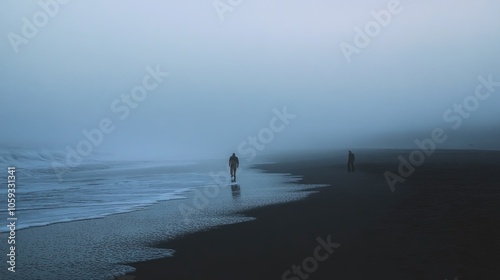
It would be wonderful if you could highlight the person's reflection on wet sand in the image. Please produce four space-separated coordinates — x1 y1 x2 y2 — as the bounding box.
231 184 241 198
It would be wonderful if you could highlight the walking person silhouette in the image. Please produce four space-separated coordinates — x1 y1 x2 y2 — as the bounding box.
229 153 239 182
347 151 355 172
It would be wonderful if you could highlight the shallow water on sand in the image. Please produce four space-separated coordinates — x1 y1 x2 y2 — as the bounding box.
0 160 326 280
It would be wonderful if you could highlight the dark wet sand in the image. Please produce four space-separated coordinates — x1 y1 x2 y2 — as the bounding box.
128 150 500 280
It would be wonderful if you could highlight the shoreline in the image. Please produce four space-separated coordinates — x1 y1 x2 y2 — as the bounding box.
127 151 405 279
1 167 320 280
127 149 500 279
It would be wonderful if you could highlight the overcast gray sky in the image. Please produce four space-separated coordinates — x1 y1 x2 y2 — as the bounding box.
1 0 499 160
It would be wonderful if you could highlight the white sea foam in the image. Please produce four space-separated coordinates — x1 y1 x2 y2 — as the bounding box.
0 149 326 280
0 148 202 233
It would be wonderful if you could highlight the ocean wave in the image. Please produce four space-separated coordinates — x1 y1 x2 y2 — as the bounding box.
0 148 65 165
0 147 114 179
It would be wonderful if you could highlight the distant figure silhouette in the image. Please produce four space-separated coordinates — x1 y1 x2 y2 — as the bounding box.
347 151 355 172
229 153 239 182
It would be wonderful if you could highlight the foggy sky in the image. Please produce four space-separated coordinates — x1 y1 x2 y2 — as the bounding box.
1 0 500 160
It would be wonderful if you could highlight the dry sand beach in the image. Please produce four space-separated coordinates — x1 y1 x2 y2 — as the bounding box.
127 149 500 280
